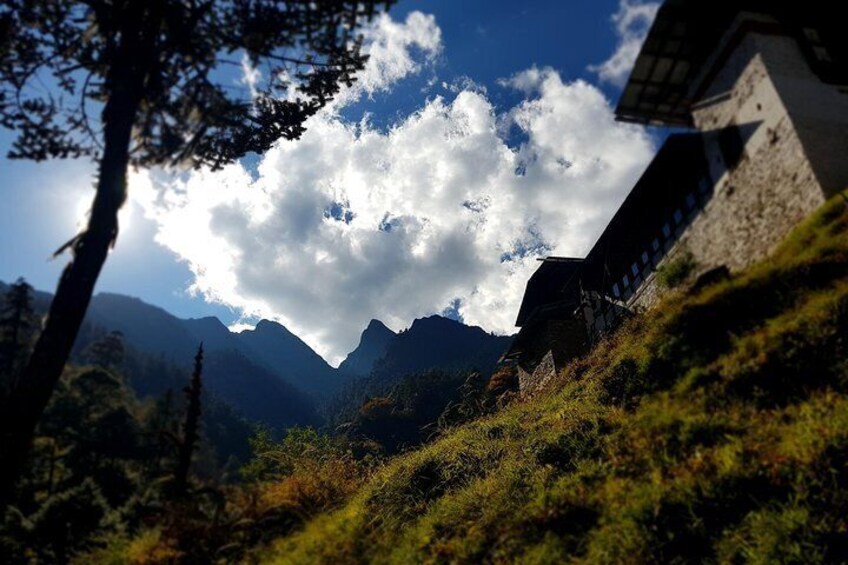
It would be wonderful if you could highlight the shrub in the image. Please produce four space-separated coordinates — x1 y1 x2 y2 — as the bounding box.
656 251 696 288
28 479 112 561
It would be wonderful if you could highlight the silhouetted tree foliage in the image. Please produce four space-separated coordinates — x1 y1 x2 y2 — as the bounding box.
0 340 246 561
486 363 519 398
437 371 487 428
0 278 37 400
1 0 390 167
82 330 125 370
13 478 111 563
0 0 393 502
343 369 495 455
0 279 38 390
241 425 348 483
1 364 154 561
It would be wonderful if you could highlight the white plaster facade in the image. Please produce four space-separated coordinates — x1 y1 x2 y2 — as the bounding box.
630 12 848 311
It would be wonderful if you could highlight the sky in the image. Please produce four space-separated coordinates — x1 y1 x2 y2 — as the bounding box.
0 0 664 365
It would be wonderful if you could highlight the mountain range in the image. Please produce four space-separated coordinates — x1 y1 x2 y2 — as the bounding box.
1 280 514 430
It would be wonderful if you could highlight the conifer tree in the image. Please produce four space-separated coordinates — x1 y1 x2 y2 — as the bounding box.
82 331 125 371
0 0 393 502
174 344 203 497
0 278 37 401
145 388 177 477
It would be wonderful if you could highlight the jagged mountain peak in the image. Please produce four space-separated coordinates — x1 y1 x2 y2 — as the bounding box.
184 316 229 332
406 314 490 336
338 319 397 378
192 315 227 325
182 316 237 351
363 319 394 337
368 314 513 385
252 318 291 333
236 319 336 398
365 318 391 331
4 278 513 405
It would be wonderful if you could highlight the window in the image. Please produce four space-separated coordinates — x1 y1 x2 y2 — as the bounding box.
686 193 696 210
673 209 684 224
632 262 640 277
662 223 672 238
613 283 620 298
698 176 711 195
652 238 660 251
641 251 649 264
622 274 630 288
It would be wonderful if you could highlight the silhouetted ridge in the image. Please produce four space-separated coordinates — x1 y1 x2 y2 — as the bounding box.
237 320 336 398
338 319 396 378
86 293 197 361
183 317 239 352
1 285 321 431
3 281 516 421
202 349 319 429
370 315 512 385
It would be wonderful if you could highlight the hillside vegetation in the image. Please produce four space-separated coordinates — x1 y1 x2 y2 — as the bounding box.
260 193 848 563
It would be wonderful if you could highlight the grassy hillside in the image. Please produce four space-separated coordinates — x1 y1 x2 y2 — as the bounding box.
261 193 848 564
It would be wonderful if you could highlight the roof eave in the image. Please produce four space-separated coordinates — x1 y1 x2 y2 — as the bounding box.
614 113 693 128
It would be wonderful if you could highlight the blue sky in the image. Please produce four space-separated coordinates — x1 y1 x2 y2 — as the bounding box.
0 1 664 362
345 0 623 122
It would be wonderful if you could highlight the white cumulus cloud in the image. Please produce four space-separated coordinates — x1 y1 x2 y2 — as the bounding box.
589 0 660 87
133 13 655 365
239 11 441 110
334 10 442 108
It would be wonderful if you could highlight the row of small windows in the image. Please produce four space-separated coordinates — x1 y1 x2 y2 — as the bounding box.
609 176 712 303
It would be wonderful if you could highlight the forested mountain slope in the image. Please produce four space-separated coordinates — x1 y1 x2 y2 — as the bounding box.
370 315 513 385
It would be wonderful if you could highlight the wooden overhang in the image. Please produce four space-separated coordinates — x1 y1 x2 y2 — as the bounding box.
615 0 848 127
513 135 709 328
514 257 584 328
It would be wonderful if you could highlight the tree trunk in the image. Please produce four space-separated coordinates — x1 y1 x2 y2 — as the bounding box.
0 75 140 508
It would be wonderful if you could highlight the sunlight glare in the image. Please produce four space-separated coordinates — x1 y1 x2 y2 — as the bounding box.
74 190 134 238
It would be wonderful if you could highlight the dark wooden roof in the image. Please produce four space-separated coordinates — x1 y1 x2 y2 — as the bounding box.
616 0 848 126
576 133 709 295
514 135 708 326
514 258 583 327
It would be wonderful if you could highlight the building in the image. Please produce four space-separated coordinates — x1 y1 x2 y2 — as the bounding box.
502 257 586 394
509 0 848 394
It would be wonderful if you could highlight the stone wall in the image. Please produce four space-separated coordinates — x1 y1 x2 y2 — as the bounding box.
516 318 587 396
632 31 831 311
519 350 557 398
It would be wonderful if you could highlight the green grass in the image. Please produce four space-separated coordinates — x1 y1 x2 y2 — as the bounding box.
259 193 848 564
